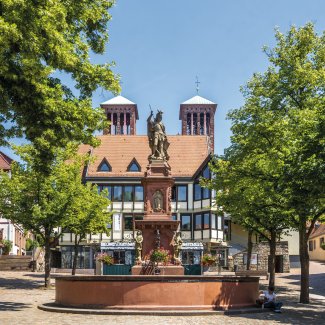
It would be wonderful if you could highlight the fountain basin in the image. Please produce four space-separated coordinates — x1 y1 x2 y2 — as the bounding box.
55 275 259 310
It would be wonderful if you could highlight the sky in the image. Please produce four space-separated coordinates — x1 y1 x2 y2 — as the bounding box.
1 0 325 160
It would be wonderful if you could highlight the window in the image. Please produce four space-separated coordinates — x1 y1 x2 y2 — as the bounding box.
171 186 177 201
124 215 133 231
123 186 133 202
202 165 210 179
127 159 141 172
99 185 112 200
203 213 210 229
194 183 202 201
98 158 111 172
113 251 125 264
171 214 177 221
134 186 144 201
320 237 324 246
181 215 191 231
182 251 194 265
202 187 210 199
177 185 187 201
211 214 216 229
195 214 202 230
309 240 313 251
113 186 122 201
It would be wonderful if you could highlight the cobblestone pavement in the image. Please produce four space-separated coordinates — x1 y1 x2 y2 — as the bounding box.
0 261 324 325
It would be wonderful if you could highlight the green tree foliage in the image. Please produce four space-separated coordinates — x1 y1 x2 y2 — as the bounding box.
0 145 110 286
0 0 120 170
63 183 111 275
203 156 292 288
203 23 325 303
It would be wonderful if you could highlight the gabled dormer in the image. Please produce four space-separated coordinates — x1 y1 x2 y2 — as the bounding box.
97 158 112 172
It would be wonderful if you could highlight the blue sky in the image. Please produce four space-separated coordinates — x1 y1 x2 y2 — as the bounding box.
1 0 325 160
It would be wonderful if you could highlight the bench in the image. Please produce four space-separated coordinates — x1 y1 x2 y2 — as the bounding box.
235 270 269 280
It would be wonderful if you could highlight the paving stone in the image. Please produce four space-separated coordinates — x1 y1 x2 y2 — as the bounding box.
0 261 324 325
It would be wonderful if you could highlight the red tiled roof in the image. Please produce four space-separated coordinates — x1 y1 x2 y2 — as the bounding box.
310 224 325 239
80 135 210 178
0 151 13 171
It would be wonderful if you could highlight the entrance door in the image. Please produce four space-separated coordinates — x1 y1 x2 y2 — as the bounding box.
275 255 284 273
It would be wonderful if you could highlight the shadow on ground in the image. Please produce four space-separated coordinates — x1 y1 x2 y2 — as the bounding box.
227 301 325 325
0 274 43 290
279 273 325 297
0 301 32 311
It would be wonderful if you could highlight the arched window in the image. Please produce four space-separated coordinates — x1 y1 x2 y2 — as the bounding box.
127 158 141 172
98 158 112 172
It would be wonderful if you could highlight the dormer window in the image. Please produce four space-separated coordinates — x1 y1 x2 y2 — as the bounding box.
98 158 111 172
127 158 141 172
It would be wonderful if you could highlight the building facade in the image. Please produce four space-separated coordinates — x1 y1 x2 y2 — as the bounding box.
0 151 28 256
58 95 230 270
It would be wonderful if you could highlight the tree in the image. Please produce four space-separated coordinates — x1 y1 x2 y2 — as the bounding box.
63 184 111 275
0 145 110 287
0 0 120 171
202 156 292 288
204 23 325 303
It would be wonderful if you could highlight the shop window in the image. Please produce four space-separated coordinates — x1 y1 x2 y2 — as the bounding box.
113 251 125 264
182 251 194 265
134 186 144 201
181 215 191 231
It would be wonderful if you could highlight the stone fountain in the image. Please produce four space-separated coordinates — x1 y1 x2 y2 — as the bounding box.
50 109 260 313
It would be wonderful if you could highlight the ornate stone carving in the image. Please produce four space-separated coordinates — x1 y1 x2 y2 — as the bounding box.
135 230 143 263
153 190 163 212
172 231 183 265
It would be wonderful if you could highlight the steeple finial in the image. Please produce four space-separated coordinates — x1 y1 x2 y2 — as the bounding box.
195 76 200 94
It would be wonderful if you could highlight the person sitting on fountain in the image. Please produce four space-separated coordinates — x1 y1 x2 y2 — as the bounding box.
259 286 283 313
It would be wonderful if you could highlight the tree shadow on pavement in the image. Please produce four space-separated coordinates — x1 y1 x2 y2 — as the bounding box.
279 273 325 297
0 301 32 311
0 276 43 290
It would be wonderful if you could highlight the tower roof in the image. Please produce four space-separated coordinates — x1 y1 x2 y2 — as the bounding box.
181 95 215 105
100 95 136 105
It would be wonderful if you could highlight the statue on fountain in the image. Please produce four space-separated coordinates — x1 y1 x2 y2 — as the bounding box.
135 230 143 263
147 109 170 161
172 231 183 265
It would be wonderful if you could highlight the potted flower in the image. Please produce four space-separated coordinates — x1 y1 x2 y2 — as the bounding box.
149 248 171 265
201 253 216 272
96 253 113 265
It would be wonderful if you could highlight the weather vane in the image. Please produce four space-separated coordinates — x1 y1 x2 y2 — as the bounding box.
195 76 200 94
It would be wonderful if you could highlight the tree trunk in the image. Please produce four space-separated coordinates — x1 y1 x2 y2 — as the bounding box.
44 231 51 288
246 229 253 271
72 235 79 276
268 231 276 288
299 220 309 303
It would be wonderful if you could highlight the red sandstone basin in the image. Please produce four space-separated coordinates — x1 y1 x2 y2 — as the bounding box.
55 275 259 310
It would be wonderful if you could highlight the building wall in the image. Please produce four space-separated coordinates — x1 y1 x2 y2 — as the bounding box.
232 241 290 273
0 218 26 255
308 235 325 261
